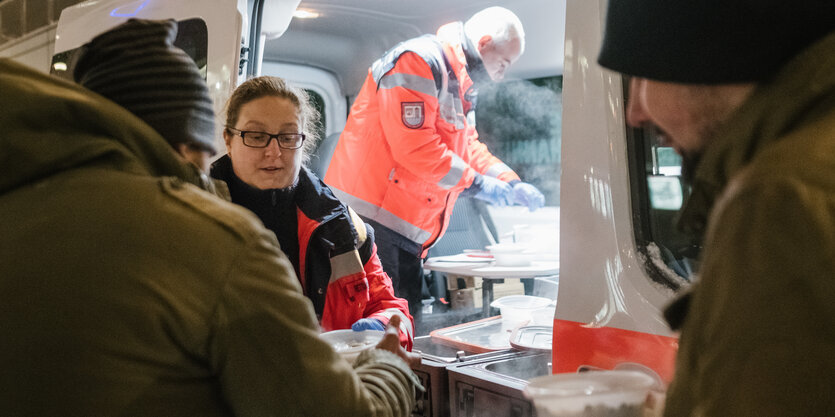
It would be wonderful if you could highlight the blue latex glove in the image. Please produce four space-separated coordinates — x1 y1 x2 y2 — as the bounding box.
473 175 513 206
351 318 385 331
512 182 545 211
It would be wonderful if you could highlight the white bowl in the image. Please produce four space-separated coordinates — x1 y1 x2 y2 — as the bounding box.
319 329 384 363
487 243 534 266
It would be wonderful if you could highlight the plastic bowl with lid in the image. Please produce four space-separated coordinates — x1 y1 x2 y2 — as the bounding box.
523 370 655 417
319 329 384 363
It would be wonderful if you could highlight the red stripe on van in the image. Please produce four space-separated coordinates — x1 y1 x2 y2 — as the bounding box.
551 319 678 383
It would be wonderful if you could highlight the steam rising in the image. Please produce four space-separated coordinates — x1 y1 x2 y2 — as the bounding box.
476 77 563 205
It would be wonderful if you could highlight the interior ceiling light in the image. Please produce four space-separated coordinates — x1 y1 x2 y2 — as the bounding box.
293 9 320 19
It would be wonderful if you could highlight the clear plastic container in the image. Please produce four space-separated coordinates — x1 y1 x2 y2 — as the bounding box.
319 329 384 363
531 305 556 326
523 370 655 417
490 295 553 331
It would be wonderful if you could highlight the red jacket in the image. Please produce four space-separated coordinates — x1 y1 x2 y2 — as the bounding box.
325 22 519 256
212 157 413 348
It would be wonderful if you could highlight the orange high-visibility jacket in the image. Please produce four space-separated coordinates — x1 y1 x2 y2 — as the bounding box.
325 22 520 256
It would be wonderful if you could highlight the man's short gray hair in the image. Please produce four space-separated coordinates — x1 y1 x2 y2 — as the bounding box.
464 6 526 54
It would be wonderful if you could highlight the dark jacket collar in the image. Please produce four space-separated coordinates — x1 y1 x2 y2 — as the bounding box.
460 28 490 86
210 154 296 207
437 21 490 86
210 155 345 223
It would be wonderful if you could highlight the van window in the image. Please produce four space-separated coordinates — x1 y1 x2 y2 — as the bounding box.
50 18 208 81
624 78 700 290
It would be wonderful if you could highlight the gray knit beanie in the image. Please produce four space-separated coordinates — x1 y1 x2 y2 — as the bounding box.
598 0 835 84
74 19 216 155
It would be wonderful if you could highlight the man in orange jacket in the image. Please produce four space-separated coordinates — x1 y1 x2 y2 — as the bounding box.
324 7 544 322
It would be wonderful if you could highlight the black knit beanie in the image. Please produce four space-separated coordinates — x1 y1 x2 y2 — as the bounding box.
74 19 216 154
598 0 835 84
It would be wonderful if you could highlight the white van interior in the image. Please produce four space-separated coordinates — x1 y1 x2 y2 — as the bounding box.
216 0 569 337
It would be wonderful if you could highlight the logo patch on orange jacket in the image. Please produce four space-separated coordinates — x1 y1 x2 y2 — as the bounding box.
402 102 424 129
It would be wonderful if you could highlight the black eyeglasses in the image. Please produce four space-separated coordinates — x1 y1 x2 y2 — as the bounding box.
226 127 305 149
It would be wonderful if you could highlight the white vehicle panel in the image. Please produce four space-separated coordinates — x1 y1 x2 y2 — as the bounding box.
54 0 246 150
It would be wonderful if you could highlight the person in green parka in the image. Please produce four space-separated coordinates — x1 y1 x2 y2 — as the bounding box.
597 1 835 416
0 19 420 417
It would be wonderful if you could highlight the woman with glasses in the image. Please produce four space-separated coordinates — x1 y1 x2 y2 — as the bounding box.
211 76 414 349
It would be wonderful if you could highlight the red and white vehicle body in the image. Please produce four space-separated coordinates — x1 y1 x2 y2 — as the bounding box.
555 0 678 382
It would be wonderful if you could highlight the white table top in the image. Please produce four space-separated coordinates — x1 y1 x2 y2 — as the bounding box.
423 254 559 279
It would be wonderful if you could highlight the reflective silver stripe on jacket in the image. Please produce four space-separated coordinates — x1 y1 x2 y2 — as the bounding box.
486 162 513 178
378 73 437 97
438 84 466 129
437 154 468 189
377 308 414 340
328 250 364 284
331 188 432 245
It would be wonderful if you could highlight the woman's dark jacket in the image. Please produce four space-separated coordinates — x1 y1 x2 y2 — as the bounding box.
212 156 413 347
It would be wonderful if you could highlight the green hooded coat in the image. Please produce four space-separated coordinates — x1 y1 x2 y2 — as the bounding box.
0 59 418 416
665 31 835 416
